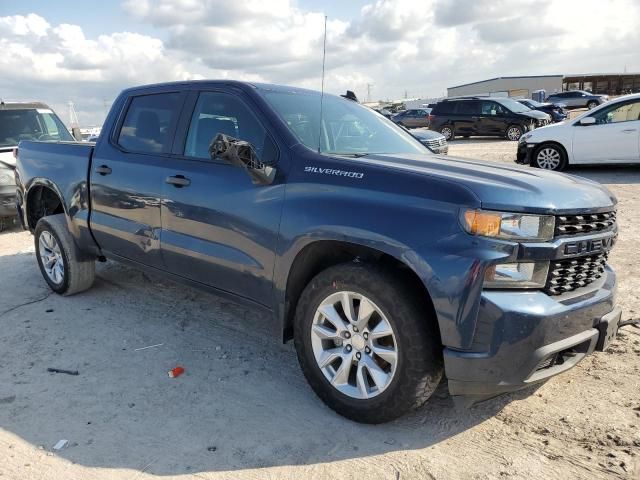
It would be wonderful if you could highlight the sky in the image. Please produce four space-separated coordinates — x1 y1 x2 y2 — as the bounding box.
0 0 639 126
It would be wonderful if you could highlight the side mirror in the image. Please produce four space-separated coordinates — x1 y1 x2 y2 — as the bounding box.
209 134 276 185
579 117 596 126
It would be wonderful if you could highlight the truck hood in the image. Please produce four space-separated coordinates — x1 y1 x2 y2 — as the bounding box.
357 153 616 214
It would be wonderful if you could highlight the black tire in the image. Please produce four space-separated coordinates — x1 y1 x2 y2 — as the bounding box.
294 262 443 423
34 214 95 296
587 101 598 110
505 124 524 141
439 125 454 141
532 143 568 171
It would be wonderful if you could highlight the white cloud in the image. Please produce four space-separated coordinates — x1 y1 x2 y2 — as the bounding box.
0 0 638 125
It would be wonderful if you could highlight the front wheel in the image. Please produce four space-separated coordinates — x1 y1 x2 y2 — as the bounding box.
506 125 524 141
587 101 598 110
35 214 96 295
533 144 567 171
294 263 443 423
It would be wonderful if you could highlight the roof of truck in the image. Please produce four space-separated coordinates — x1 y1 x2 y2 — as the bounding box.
121 80 324 96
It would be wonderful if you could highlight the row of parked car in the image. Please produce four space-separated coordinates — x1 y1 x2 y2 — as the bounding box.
389 90 611 143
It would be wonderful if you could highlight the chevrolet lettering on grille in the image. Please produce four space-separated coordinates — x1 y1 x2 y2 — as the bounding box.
564 236 616 256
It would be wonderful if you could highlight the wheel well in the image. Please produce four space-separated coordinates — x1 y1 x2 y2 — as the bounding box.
26 186 64 230
282 241 438 342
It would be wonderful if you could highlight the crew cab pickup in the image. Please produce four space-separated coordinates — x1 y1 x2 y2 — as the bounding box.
15 81 621 423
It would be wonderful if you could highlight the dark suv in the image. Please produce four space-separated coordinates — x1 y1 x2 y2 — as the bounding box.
429 97 550 141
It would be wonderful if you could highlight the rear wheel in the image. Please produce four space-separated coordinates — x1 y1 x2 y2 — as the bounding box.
587 100 598 110
35 214 96 295
506 124 524 141
294 263 443 423
533 143 567 171
440 126 454 141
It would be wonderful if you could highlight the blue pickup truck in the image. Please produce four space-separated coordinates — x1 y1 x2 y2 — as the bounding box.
14 81 621 423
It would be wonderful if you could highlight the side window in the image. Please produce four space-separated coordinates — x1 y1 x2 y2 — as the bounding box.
457 101 479 115
184 92 271 161
480 101 501 115
592 101 640 125
117 93 182 154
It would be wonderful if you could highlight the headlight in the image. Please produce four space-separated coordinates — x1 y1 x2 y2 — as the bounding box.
0 170 14 186
461 209 555 241
484 261 549 289
519 133 533 144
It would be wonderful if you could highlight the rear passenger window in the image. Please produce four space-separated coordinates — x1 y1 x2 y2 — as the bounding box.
118 93 182 154
434 102 456 114
458 101 480 115
184 92 272 162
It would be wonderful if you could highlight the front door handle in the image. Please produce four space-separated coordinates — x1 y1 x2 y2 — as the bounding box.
95 165 112 175
621 129 637 133
165 175 191 188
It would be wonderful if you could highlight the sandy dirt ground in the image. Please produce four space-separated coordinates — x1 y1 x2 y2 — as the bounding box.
0 141 639 480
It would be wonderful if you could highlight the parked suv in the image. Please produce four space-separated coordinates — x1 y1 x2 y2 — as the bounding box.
391 108 431 128
429 97 550 141
0 102 73 226
546 91 609 110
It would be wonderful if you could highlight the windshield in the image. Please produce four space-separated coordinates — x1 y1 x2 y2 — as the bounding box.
497 98 531 113
526 99 544 107
0 108 74 148
260 90 428 156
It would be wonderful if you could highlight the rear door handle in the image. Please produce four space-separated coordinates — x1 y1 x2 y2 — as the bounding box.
165 175 191 187
95 165 112 175
621 129 637 133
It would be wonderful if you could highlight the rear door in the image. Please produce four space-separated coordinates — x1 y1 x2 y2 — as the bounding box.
159 89 285 306
90 90 186 267
455 101 480 136
572 99 640 163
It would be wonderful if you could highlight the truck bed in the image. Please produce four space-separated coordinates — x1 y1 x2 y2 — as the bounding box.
16 140 96 250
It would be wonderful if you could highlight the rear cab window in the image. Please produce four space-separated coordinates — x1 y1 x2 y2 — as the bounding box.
0 108 74 147
117 93 182 154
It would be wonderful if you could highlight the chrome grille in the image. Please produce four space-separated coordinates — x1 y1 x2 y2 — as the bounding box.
554 211 616 237
425 138 446 149
544 252 607 295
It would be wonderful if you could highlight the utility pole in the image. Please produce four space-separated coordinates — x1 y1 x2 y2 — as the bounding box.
68 101 80 128
68 101 82 141
366 83 374 102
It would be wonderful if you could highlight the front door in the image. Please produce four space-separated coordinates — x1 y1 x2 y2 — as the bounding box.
160 90 285 306
90 91 185 267
572 99 640 163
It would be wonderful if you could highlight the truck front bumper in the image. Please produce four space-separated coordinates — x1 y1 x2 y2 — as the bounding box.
445 266 619 399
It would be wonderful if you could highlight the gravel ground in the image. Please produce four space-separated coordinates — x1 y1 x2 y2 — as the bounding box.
0 141 638 480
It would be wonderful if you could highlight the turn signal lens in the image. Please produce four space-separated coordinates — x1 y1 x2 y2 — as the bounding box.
463 210 501 237
461 209 555 241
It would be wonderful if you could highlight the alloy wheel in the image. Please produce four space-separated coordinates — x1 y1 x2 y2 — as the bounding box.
39 231 64 284
507 126 522 141
440 127 453 140
536 147 561 170
310 291 398 399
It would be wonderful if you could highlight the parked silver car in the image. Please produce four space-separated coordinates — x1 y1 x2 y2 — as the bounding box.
545 90 609 110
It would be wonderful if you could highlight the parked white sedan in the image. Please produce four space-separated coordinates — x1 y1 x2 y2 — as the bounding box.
516 93 640 171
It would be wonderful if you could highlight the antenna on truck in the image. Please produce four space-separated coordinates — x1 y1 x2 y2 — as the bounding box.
317 15 327 154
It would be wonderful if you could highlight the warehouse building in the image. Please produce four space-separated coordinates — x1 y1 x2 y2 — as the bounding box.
447 73 640 99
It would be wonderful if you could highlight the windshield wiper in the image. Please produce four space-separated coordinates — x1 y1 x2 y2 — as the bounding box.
330 152 370 158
